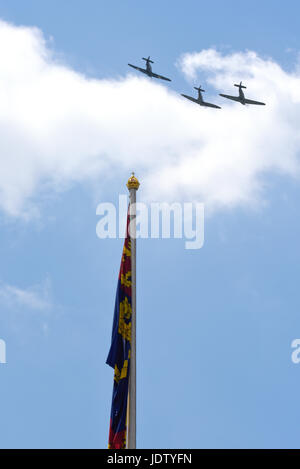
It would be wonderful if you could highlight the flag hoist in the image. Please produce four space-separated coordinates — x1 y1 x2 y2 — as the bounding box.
106 173 140 449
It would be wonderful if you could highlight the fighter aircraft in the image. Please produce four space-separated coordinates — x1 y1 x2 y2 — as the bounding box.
128 56 172 82
181 86 221 109
219 82 266 106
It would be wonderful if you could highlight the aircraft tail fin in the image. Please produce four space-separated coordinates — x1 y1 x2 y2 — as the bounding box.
234 82 247 89
194 86 205 92
142 57 154 64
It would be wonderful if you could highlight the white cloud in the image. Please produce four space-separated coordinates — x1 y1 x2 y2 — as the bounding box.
0 20 300 217
0 279 51 312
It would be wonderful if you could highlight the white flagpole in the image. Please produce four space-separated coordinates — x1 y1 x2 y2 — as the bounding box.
127 172 140 449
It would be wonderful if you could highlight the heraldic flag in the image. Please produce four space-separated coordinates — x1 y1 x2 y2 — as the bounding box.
106 211 132 449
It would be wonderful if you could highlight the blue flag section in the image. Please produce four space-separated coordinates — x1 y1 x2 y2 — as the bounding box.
107 213 132 449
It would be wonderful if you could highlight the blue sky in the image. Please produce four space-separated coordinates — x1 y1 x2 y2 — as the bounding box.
1 0 300 449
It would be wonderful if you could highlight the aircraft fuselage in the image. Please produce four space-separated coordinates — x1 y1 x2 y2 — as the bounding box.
197 89 204 103
239 88 246 104
146 62 152 74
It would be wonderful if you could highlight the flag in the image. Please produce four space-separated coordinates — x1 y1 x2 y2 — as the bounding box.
106 211 132 449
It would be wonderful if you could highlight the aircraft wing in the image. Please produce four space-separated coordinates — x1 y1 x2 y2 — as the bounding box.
202 101 221 109
150 72 172 82
219 94 241 103
244 98 266 106
181 94 199 104
128 64 148 75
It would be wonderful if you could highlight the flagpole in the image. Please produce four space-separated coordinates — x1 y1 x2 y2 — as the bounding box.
127 172 140 449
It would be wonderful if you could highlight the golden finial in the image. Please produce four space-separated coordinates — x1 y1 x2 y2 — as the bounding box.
127 172 140 190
